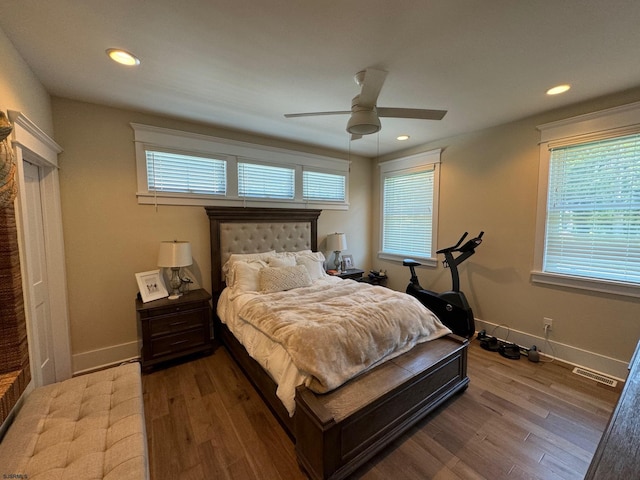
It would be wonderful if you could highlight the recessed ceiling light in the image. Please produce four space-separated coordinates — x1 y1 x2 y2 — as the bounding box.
397 135 410 141
546 84 571 95
106 48 140 66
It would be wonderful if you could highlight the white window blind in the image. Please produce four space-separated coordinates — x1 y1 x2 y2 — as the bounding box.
544 133 640 284
303 170 346 202
238 162 295 199
146 150 226 195
382 167 434 257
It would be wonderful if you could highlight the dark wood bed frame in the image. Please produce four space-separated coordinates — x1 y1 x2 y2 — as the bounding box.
206 206 470 480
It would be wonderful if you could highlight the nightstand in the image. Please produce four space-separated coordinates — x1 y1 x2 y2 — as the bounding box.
359 272 389 287
136 288 213 371
336 268 365 280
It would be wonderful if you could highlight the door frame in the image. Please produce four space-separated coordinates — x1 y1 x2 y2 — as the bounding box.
9 110 72 385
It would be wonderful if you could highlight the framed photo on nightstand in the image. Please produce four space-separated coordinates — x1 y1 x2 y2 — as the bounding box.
135 269 169 303
342 254 354 270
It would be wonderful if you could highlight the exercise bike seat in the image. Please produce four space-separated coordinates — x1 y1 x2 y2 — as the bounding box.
403 259 422 267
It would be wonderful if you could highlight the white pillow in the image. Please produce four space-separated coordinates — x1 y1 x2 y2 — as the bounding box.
272 249 312 260
267 255 297 268
222 250 275 285
230 260 267 292
259 265 312 293
295 251 327 281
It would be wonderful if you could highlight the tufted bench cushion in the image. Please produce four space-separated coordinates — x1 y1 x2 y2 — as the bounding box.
0 362 148 480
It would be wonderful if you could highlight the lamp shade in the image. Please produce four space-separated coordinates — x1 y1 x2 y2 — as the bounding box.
326 233 347 251
157 241 192 267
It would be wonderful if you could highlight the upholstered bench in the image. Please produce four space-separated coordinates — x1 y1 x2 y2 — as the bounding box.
0 362 148 480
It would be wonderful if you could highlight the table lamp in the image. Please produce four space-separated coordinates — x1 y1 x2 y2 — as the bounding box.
326 233 347 271
157 240 192 299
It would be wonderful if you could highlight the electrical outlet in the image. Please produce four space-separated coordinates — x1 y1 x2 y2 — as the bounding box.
543 317 553 331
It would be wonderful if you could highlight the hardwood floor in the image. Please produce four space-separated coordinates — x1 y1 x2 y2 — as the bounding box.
142 340 620 480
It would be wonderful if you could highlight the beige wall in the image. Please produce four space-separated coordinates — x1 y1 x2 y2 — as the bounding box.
51 97 371 366
372 88 640 373
0 28 53 135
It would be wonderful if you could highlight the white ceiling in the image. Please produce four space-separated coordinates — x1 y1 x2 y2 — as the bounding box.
1 0 640 157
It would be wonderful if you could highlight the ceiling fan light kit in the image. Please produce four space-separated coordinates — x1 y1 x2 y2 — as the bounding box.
346 106 381 135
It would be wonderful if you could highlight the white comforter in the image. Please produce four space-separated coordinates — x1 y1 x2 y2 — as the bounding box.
217 277 450 415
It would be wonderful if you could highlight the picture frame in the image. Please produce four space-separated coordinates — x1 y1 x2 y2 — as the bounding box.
135 269 169 303
342 254 354 270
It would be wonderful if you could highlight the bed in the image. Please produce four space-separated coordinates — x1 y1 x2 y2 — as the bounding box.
206 206 470 480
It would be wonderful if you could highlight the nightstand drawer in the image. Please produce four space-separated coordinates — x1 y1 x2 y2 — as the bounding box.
149 329 206 359
138 301 206 319
148 309 204 337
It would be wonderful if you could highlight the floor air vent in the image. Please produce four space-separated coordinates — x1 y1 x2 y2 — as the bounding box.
572 367 618 388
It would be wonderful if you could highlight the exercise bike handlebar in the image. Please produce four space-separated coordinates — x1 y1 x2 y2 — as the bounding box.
436 231 468 254
459 231 484 252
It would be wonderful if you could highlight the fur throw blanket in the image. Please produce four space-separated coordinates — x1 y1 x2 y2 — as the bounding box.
238 281 451 393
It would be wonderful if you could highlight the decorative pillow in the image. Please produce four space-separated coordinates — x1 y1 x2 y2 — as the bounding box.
230 260 267 292
259 265 312 293
222 250 275 284
295 251 327 281
267 255 297 268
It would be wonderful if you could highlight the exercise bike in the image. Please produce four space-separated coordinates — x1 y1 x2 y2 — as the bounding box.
403 231 484 338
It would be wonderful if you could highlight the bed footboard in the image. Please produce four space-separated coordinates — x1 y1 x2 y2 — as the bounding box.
294 335 469 480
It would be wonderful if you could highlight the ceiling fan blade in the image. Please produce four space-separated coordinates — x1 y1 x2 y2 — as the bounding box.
377 107 447 120
358 68 387 108
284 110 351 118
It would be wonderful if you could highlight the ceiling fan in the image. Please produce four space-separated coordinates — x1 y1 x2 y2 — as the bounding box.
284 68 447 139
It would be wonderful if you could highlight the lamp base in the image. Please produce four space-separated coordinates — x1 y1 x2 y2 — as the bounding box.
168 267 182 300
334 251 342 272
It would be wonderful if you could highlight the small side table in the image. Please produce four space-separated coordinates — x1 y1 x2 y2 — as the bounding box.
136 288 213 371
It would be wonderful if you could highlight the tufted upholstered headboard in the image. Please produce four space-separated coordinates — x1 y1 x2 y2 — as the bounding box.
205 207 322 294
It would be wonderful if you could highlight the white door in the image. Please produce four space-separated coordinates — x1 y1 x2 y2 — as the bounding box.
23 161 56 385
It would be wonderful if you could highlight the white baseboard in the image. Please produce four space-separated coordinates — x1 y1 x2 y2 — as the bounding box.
475 319 629 382
72 321 630 382
72 340 140 375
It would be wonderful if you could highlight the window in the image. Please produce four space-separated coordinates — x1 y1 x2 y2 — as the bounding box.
534 101 640 297
379 149 441 264
132 123 349 209
238 161 294 199
147 150 226 195
303 170 346 202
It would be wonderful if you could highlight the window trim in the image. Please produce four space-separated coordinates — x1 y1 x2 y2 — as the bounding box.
131 123 350 210
378 149 441 266
533 101 640 298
